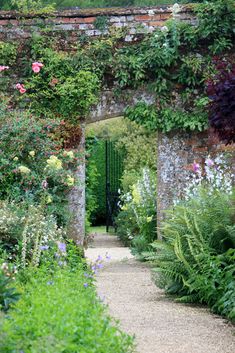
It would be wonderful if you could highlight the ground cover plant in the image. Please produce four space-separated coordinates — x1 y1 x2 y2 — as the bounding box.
0 246 134 353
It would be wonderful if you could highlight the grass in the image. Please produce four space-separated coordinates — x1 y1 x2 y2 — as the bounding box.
88 225 116 235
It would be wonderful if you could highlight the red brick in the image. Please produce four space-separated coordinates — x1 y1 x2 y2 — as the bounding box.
0 20 9 25
149 21 165 27
83 17 96 23
61 17 73 23
192 147 208 152
160 13 172 20
135 15 151 21
151 14 161 21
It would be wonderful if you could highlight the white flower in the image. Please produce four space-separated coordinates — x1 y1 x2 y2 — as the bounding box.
29 150 35 158
46 155 62 170
63 150 74 159
172 3 181 15
161 26 169 33
18 166 31 174
148 9 155 16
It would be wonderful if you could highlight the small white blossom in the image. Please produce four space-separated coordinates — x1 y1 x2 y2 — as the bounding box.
172 3 181 15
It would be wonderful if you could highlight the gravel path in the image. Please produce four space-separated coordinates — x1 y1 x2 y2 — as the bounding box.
85 233 235 353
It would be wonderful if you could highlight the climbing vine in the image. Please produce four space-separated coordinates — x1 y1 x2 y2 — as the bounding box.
0 0 234 132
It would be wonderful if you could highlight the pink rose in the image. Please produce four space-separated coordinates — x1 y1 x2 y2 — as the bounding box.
19 87 26 94
32 62 44 73
0 65 9 72
16 83 26 94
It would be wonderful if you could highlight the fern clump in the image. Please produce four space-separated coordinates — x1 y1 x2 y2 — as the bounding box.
151 187 235 322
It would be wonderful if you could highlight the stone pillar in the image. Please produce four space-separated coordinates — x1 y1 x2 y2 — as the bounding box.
68 124 86 246
157 129 235 237
157 130 209 237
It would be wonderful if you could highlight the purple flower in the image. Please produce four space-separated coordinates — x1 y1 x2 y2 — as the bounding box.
193 162 200 173
57 242 66 253
205 158 214 167
84 273 89 278
91 265 97 271
96 255 102 261
40 245 49 251
106 254 111 260
97 263 104 269
47 281 54 285
83 283 88 288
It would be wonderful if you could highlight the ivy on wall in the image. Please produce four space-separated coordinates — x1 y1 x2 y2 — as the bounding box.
0 0 234 133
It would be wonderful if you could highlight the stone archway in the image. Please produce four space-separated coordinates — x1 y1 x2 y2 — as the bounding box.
68 88 234 245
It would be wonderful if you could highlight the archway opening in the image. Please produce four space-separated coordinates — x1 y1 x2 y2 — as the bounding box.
85 116 158 254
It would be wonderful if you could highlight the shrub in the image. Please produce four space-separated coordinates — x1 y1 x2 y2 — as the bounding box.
0 201 66 267
207 59 235 144
0 265 134 353
0 101 79 225
116 168 157 254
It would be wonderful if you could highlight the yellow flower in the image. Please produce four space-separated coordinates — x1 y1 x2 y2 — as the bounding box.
121 205 128 211
66 175 75 187
13 157 19 161
46 195 53 204
132 186 141 204
29 150 35 157
146 216 153 223
18 166 31 174
46 155 62 170
63 150 74 159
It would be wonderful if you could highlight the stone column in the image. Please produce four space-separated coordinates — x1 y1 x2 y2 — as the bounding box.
156 130 209 238
68 124 86 246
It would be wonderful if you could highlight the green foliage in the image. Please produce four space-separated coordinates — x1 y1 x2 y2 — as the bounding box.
0 201 65 267
116 168 157 254
0 265 134 353
1 0 234 133
94 16 108 31
86 140 106 225
21 40 100 121
125 101 208 133
0 268 20 312
0 101 78 224
0 42 17 66
0 1 184 11
85 136 100 228
10 0 55 13
147 188 235 321
195 0 235 42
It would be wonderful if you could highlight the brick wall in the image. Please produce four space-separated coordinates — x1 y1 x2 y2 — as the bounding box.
0 5 194 42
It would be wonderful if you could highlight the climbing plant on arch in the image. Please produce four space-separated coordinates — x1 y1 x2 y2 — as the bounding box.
1 0 234 135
